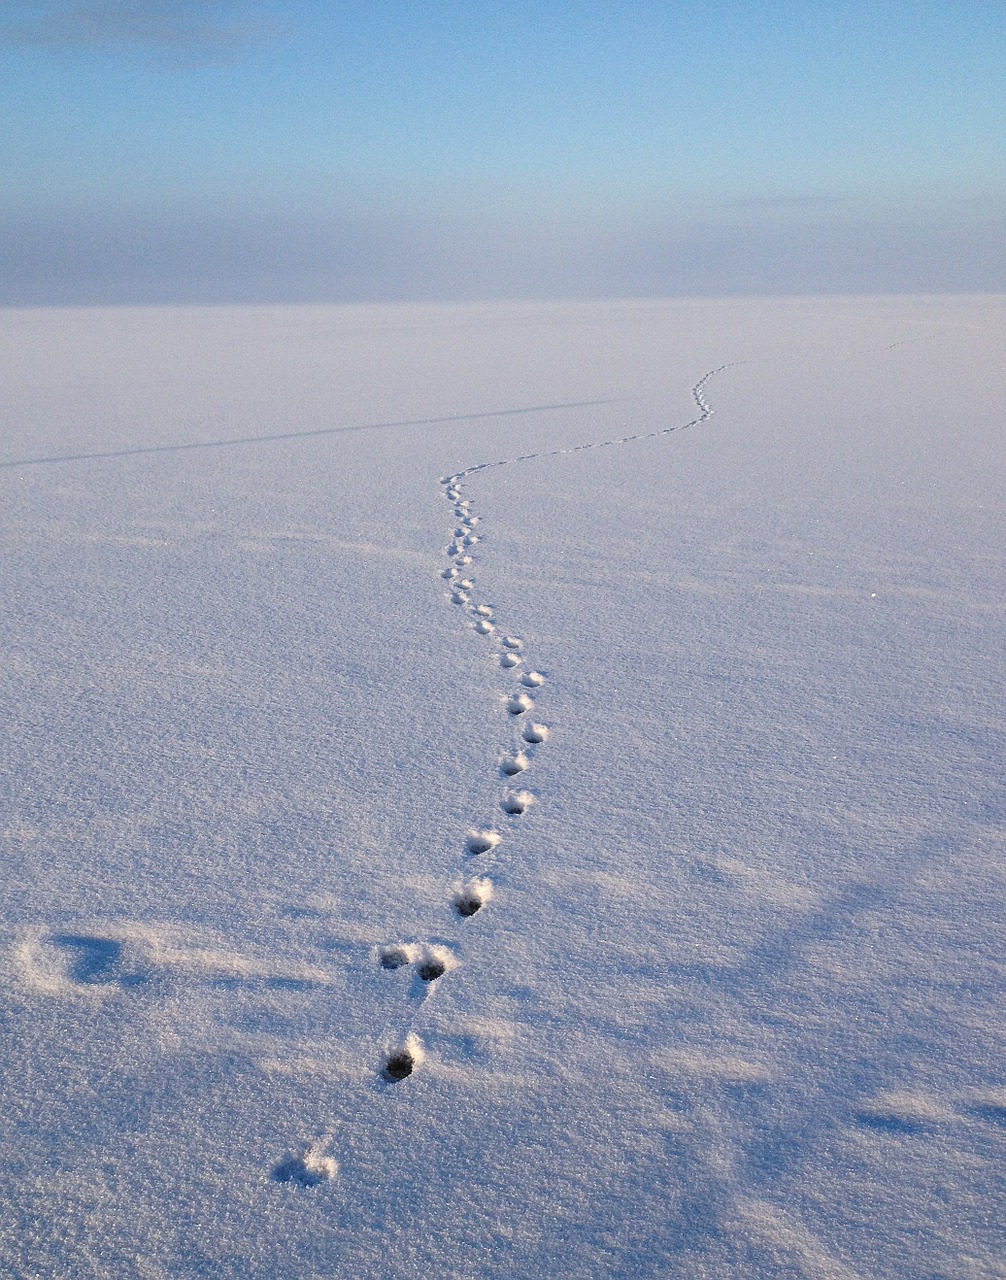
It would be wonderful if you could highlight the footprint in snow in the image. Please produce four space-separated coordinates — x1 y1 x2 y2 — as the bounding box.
454 876 493 918
379 942 417 970
500 652 521 668
379 941 457 982
441 567 457 580
474 619 494 635
501 751 529 776
501 790 534 816
501 636 522 650
451 590 469 605
467 829 501 855
457 555 473 566
383 1033 425 1082
415 943 457 983
520 670 545 688
507 692 533 715
522 722 549 744
473 604 493 618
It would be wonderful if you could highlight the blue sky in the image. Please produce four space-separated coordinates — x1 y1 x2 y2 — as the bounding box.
2 0 1004 303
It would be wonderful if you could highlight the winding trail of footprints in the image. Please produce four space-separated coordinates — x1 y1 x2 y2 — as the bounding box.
275 365 739 1182
368 364 738 1095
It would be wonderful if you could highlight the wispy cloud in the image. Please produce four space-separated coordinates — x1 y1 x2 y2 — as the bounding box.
0 1 283 63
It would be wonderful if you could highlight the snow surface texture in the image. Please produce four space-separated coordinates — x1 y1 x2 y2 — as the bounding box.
0 296 1003 1278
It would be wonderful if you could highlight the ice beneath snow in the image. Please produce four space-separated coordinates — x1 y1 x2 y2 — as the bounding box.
0 296 1003 1277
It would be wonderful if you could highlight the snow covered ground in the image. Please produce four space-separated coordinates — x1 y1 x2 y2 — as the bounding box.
0 295 1003 1278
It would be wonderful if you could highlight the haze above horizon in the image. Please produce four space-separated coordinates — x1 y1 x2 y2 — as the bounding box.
2 0 1003 304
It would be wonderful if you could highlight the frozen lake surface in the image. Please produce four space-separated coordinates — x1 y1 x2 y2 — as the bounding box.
0 296 1003 1278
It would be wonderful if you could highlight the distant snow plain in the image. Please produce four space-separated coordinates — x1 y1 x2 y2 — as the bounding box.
0 295 1002 1278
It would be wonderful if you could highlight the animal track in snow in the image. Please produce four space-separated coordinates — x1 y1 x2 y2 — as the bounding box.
466 829 501 855
454 877 493 918
415 944 457 982
379 941 457 982
364 366 736 1106
501 751 529 775
501 790 534 816
379 942 418 970
383 1033 425 1082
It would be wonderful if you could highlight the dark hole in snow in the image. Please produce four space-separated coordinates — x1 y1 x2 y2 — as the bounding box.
416 958 446 982
384 1051 414 1081
455 895 481 918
